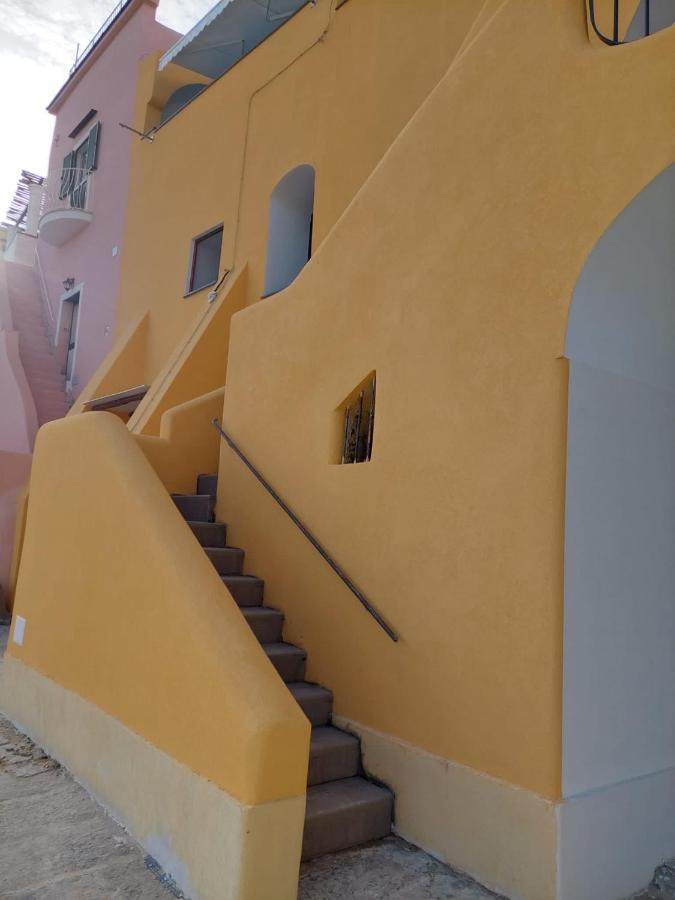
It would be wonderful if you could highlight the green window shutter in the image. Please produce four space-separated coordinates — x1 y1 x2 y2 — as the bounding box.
86 122 101 171
59 151 75 199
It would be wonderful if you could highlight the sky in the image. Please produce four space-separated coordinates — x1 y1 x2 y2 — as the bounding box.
0 0 215 220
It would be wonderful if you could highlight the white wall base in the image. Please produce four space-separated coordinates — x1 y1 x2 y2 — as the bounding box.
558 766 675 900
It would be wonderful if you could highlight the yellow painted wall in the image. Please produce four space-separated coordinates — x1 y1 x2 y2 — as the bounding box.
44 0 674 812
7 412 309 805
129 267 246 436
69 312 149 416
117 0 482 382
136 386 223 493
213 0 673 802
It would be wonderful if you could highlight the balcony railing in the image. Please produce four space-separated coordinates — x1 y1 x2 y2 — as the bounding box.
70 0 134 77
588 0 674 45
41 168 93 217
38 168 94 247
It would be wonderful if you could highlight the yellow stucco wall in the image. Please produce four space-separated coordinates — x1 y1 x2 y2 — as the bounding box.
225 0 674 802
7 412 309 805
117 0 482 381
102 0 675 807
135 386 223 493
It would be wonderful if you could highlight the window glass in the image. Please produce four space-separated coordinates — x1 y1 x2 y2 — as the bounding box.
190 227 223 292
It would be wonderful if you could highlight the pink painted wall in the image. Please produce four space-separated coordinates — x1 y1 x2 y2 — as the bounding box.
37 0 179 398
0 451 31 592
0 260 38 455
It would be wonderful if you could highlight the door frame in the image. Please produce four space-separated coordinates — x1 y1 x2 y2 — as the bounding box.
56 282 84 389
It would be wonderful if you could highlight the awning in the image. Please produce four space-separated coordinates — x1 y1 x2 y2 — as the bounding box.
159 0 309 80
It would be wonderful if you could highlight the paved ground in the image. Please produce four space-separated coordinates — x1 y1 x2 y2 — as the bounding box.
299 838 503 899
0 714 181 899
0 712 503 899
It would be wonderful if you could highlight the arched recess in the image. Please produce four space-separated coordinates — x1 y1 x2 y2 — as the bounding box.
563 164 675 799
263 164 315 296
160 84 206 125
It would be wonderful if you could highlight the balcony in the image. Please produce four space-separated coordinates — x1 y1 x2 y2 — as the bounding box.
38 168 93 247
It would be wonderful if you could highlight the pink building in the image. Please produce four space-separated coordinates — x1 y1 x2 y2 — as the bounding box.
0 0 179 594
37 0 179 398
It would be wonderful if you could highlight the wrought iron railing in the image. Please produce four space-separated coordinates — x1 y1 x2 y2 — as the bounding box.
341 377 376 464
35 248 57 345
70 0 134 77
40 168 93 216
588 0 658 45
212 418 398 642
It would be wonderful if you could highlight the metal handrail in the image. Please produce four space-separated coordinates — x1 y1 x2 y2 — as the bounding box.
212 418 398 642
41 168 93 216
70 0 134 76
588 0 651 45
34 247 56 338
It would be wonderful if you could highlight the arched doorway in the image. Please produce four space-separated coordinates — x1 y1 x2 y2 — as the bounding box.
563 164 675 801
263 164 315 296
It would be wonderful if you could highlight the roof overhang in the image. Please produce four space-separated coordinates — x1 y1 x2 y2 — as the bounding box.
159 0 308 79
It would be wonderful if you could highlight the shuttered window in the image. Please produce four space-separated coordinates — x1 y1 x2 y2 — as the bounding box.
59 150 75 199
58 121 101 209
85 122 101 171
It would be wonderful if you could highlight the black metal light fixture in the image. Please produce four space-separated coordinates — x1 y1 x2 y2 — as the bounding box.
63 277 75 291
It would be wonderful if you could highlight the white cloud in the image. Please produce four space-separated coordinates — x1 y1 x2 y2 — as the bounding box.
157 0 218 34
0 0 214 220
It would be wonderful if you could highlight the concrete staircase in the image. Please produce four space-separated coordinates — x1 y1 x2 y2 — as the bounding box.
5 261 70 425
172 473 393 860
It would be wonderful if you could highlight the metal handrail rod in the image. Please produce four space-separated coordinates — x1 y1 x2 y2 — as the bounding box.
212 418 398 642
71 0 133 76
34 247 56 333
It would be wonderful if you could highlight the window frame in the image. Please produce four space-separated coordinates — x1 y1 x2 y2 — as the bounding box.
184 223 224 297
59 121 100 210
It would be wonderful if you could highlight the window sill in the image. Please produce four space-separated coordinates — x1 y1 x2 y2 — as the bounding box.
183 279 217 299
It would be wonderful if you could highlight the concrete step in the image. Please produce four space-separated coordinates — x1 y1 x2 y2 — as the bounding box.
288 682 333 726
188 521 226 547
16 327 51 341
205 546 244 575
20 361 63 378
19 352 63 366
12 303 44 322
37 402 69 415
25 372 65 387
171 493 215 522
302 777 393 861
242 607 284 643
17 344 58 358
197 473 218 495
12 313 46 337
38 408 70 422
221 575 264 607
36 399 69 412
308 727 360 786
32 388 67 403
264 642 306 682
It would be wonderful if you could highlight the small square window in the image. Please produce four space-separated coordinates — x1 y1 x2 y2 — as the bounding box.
187 226 223 294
